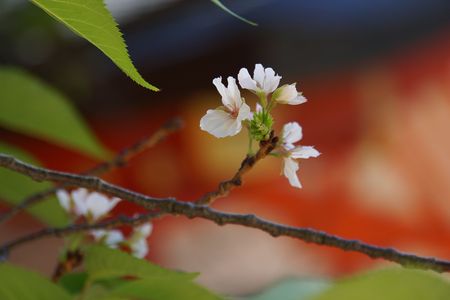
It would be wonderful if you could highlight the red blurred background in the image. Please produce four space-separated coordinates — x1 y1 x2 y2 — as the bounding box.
1 0 450 295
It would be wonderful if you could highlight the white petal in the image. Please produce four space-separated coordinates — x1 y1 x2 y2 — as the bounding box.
226 76 242 110
131 238 149 258
282 122 303 147
104 230 125 246
71 188 87 203
262 67 281 93
283 157 302 188
273 84 305 105
85 192 118 220
212 77 227 100
200 109 242 138
71 188 88 215
290 146 320 159
213 76 242 111
56 189 71 212
253 64 265 87
110 197 121 208
135 223 153 237
91 229 124 247
236 102 251 122
238 68 258 91
289 94 307 105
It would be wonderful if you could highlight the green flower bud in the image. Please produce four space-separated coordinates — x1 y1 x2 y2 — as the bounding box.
249 111 273 141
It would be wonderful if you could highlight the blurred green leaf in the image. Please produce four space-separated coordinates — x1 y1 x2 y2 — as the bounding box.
245 278 330 300
109 277 222 300
58 272 88 294
0 67 109 159
0 263 71 300
84 245 197 282
84 246 216 300
30 0 159 91
312 268 450 300
211 0 258 26
0 142 68 226
82 284 111 300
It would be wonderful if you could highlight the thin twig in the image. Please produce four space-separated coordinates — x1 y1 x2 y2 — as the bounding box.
1 155 450 273
0 118 183 224
196 132 278 205
0 213 157 258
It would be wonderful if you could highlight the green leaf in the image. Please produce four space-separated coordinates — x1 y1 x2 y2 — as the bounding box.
82 284 111 300
312 268 450 300
58 272 88 294
84 246 210 299
246 278 330 300
0 263 71 300
109 277 222 300
0 142 68 226
211 0 258 26
30 0 159 91
84 245 196 282
0 67 109 159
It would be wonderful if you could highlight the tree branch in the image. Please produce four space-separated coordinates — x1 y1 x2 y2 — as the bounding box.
0 213 157 259
196 133 278 205
1 154 450 273
0 118 183 224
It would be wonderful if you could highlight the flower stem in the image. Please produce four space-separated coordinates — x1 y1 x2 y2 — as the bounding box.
266 98 276 112
258 92 267 108
268 152 281 158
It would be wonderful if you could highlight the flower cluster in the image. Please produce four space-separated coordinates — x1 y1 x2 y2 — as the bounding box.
91 223 153 258
56 188 152 258
200 64 319 188
57 188 120 222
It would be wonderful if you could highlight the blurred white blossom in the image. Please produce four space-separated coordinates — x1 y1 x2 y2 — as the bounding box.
91 229 125 248
56 189 72 213
129 223 153 258
56 188 120 221
89 223 153 259
57 189 153 259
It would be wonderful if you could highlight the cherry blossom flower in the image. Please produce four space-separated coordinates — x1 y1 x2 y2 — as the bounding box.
90 223 152 258
129 223 153 258
91 229 125 248
238 64 281 95
200 76 251 138
239 64 306 107
279 122 320 188
56 188 120 221
272 83 307 105
57 188 88 216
